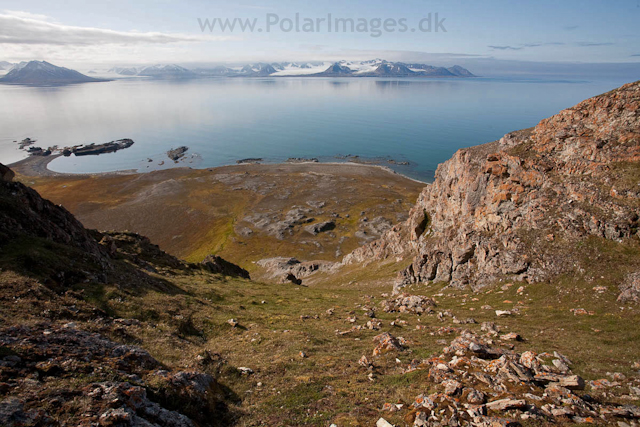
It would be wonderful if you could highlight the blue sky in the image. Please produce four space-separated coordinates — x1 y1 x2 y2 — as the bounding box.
0 0 639 72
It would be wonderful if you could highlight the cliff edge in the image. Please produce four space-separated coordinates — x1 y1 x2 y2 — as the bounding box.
344 81 640 292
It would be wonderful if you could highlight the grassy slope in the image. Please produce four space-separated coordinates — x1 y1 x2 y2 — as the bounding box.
17 166 423 269
3 234 633 426
5 163 640 425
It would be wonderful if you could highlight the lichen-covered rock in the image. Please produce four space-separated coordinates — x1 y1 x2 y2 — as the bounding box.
618 271 640 303
398 330 638 426
381 293 436 314
372 332 405 356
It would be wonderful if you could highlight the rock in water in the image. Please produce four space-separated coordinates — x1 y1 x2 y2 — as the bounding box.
167 146 189 161
72 139 134 156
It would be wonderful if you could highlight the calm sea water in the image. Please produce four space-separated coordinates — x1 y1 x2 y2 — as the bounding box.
0 77 629 181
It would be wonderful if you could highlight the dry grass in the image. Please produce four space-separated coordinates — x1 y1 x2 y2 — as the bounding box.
16 164 424 270
53 234 639 426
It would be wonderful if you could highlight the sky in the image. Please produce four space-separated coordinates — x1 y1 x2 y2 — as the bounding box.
0 0 639 75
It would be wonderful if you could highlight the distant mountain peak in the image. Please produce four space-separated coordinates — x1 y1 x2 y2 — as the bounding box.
136 64 196 79
0 60 107 85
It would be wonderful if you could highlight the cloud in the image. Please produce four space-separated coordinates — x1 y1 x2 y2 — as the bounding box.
564 25 579 31
0 11 226 45
489 42 566 51
3 10 57 22
488 45 523 50
523 42 565 48
576 42 614 47
631 54 640 57
490 41 613 52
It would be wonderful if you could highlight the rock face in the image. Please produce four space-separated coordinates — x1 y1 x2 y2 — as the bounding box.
345 81 640 291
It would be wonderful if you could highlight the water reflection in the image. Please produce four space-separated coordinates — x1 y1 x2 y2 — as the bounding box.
0 77 623 181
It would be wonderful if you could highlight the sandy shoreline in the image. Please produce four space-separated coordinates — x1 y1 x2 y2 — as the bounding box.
9 152 429 184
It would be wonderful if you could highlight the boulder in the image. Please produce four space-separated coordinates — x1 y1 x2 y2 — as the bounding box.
372 332 405 356
618 272 640 303
485 398 527 411
280 273 302 285
377 418 394 427
304 220 335 235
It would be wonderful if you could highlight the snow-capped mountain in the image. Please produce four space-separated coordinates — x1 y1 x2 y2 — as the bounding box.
307 60 475 77
0 61 14 71
0 61 107 85
231 63 278 77
97 60 474 79
196 59 473 77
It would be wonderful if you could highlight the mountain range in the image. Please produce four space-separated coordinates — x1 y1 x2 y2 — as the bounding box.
0 59 474 84
108 59 475 79
0 61 108 85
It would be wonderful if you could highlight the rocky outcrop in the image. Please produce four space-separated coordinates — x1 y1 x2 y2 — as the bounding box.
167 146 189 162
0 324 229 426
202 254 250 279
0 176 108 261
256 257 337 284
72 139 134 156
342 223 410 266
236 158 262 164
0 168 238 427
618 271 640 303
304 220 335 235
0 163 15 182
344 81 640 291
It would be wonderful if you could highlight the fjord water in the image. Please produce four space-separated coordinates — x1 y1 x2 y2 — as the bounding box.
0 77 626 181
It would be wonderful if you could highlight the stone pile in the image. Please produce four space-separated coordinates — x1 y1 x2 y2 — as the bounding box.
381 293 437 314
376 330 640 426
